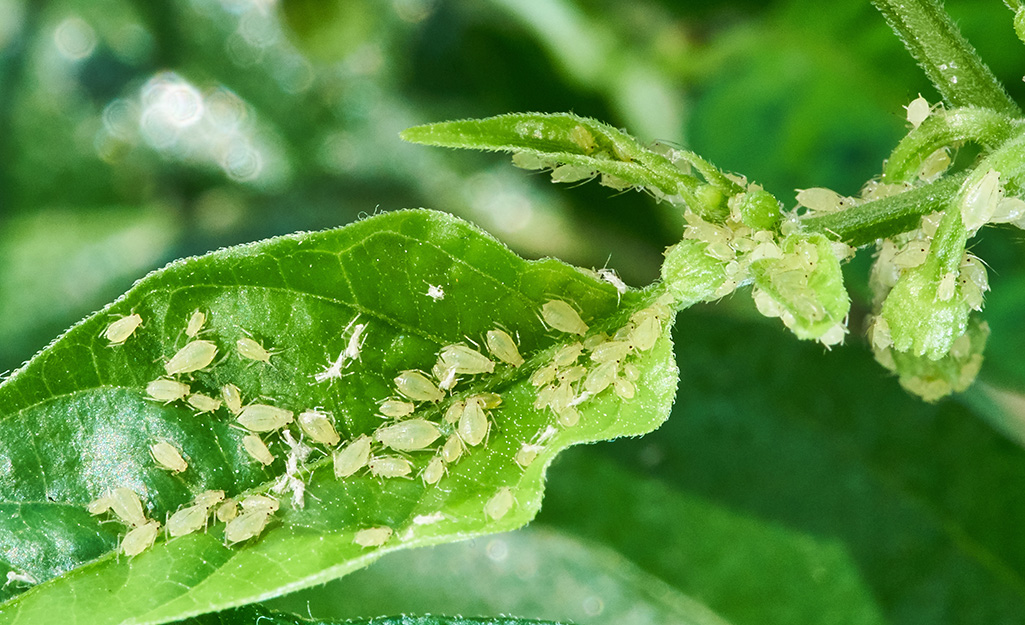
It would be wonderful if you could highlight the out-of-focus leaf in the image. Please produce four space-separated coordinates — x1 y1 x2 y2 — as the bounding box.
181 604 569 625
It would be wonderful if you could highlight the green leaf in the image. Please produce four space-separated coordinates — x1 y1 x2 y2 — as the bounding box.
181 604 568 625
0 209 678 624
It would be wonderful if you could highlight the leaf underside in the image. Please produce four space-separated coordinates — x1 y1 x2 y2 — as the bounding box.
0 209 677 625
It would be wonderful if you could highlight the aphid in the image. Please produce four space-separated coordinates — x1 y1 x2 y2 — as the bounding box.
892 241 930 270
102 314 143 346
556 405 580 427
187 393 221 413
237 404 294 432
194 490 225 508
237 337 274 364
240 494 279 513
185 309 206 338
394 370 445 403
868 316 893 350
427 284 445 301
613 378 636 400
589 340 632 363
556 365 586 385
485 329 524 367
242 433 275 466
584 361 619 395
628 315 661 352
511 151 549 170
553 343 583 367
333 435 372 478
541 300 589 336
936 271 957 301
569 124 596 152
471 392 503 409
515 444 540 468
551 164 595 184
146 378 190 403
87 492 112 515
458 397 489 447
354 526 393 548
167 504 211 538
439 344 495 375
622 363 640 381
221 383 243 415
441 434 463 463
422 456 446 485
150 441 188 473
374 419 442 452
961 168 1003 232
959 253 989 310
795 187 845 213
818 323 847 347
164 340 218 376
298 410 341 446
991 196 1025 224
443 400 465 424
108 487 146 527
484 487 514 521
121 519 160 556
582 333 607 350
918 147 952 182
534 384 556 411
597 268 627 296
215 499 238 523
224 509 273 545
432 361 459 392
906 94 931 128
368 455 413 479
530 363 557 387
380 399 415 419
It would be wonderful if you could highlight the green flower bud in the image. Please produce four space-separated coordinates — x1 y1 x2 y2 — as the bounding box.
730 189 782 231
661 239 730 308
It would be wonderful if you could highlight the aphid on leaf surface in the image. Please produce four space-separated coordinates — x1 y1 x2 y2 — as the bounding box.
892 241 930 270
146 378 190 403
515 444 541 468
534 383 556 411
102 313 143 346
121 519 160 556
569 124 596 152
556 365 585 384
224 509 273 545
368 455 413 479
961 168 1004 233
374 419 441 452
108 487 147 527
298 410 341 446
221 383 243 415
441 434 463 463
167 504 211 538
530 363 557 387
485 329 524 367
240 494 279 513
394 370 445 403
551 164 595 184
87 492 112 515
589 340 631 363
918 147 951 182
485 487 515 521
422 456 446 485
354 526 393 548
471 392 503 409
628 315 661 352
458 397 489 447
443 400 465 425
582 333 607 350
216 499 238 523
242 433 275 466
584 361 619 395
380 399 415 419
936 271 958 302
185 309 206 338
237 336 275 364
150 441 188 473
187 393 221 413
553 343 583 367
164 340 218 376
194 490 225 508
556 405 580 428
906 94 931 128
868 316 893 350
818 323 847 348
622 363 640 381
439 344 495 375
795 187 847 213
333 435 372 478
541 300 589 336
237 404 294 432
614 378 636 400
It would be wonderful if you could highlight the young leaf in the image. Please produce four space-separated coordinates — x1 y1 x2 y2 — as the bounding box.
0 209 678 624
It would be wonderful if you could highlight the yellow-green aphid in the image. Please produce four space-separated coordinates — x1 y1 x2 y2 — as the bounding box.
569 124 596 152
394 370 444 403
584 361 619 395
472 392 502 409
194 490 225 508
443 400 465 424
368 455 413 479
224 508 274 545
530 363 557 387
221 383 243 415
918 147 951 182
242 433 275 466
164 340 218 376
354 526 393 548
905 94 931 128
553 342 583 367
556 365 586 384
515 444 540 468
241 494 279 512
108 487 147 527
541 300 589 336
439 344 495 375
215 498 238 523
484 487 515 520
422 456 446 485
961 168 1004 233
485 329 524 367
556 404 581 427
582 333 607 350
102 313 143 346
237 336 274 364
936 271 958 302
589 340 631 363
379 399 415 419
167 492 221 538
441 433 463 463
187 392 221 413
534 384 556 411
333 435 372 478
374 419 441 452
892 240 930 270
121 519 160 556
613 378 636 400
150 441 188 473
795 187 847 213
146 378 190 403
185 309 206 338
86 492 113 515
237 404 294 432
298 410 341 446
458 397 489 447
628 314 661 352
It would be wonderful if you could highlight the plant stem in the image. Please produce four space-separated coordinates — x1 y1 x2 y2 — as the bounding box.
872 0 1020 116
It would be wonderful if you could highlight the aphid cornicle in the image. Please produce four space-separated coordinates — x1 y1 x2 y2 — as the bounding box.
150 441 188 473
187 393 222 413
486 329 524 367
121 519 160 556
242 433 275 466
368 455 413 479
185 309 206 338
102 313 143 346
458 397 489 447
439 344 495 375
164 339 218 376
298 410 341 446
333 435 372 478
221 383 243 415
394 370 445 403
146 378 190 403
237 336 274 364
236 404 294 432
354 526 393 548
485 487 515 520
540 300 589 336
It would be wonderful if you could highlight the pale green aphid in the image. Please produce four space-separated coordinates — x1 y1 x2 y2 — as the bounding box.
553 342 583 367
150 441 188 473
960 168 1004 233
439 344 495 375
441 433 463 463
146 378 190 403
167 503 212 538
515 444 540 468
551 164 595 184
458 396 489 446
918 147 952 182
215 498 238 523
237 404 294 432
795 187 850 213
613 378 636 400
891 240 930 270
380 399 415 419
817 322 847 347
224 509 273 545
472 392 503 410
86 492 112 515
333 435 372 478
905 94 931 128
511 151 549 170
569 124 596 152
121 519 160 556
241 494 279 513
221 383 243 415
298 410 341 446
936 271 958 302
102 313 143 346
556 404 580 428
628 314 661 352
394 370 445 403
354 526 393 548
107 487 147 527
485 329 525 367
869 315 893 350
540 300 589 336
187 392 221 413
164 339 218 376
991 196 1025 225
194 490 225 508
422 456 445 485
556 365 586 384
584 360 618 395
530 363 557 387
368 455 413 479
237 336 274 364
484 487 515 521
185 309 206 338
589 339 632 363
374 419 442 452
958 254 989 310
443 400 465 424
242 433 275 466
534 383 556 411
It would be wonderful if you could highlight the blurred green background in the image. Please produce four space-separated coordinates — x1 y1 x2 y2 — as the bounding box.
5 1 1025 624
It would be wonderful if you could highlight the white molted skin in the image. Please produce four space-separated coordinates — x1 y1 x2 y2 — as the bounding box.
164 340 218 375
103 314 143 345
541 300 589 336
